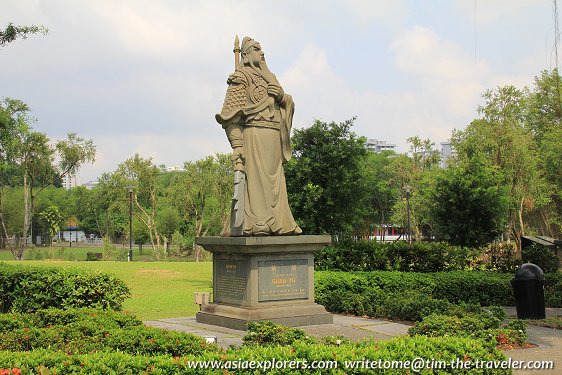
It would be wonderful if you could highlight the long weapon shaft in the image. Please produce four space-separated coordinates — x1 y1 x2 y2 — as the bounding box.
233 35 240 69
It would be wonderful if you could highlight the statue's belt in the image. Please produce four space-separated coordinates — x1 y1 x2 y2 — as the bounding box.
245 120 281 130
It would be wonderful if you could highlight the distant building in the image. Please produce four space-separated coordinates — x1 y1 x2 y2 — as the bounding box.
439 142 456 168
165 166 184 172
82 180 98 190
364 139 396 153
62 174 77 190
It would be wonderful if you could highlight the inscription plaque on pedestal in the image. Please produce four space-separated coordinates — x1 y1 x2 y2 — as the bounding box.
215 258 249 305
258 259 308 301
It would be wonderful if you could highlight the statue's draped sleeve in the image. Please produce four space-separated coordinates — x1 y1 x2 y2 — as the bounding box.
216 71 247 149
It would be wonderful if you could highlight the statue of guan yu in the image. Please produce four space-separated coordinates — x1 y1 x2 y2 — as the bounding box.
216 36 302 237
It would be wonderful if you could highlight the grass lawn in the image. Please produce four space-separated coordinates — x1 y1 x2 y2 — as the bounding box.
0 245 202 262
2 260 213 321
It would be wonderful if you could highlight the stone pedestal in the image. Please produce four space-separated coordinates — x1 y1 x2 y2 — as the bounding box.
195 235 333 330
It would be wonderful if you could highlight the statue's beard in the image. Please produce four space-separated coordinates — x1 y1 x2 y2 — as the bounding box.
253 59 279 86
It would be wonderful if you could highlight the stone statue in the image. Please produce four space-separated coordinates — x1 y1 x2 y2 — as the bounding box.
216 36 302 236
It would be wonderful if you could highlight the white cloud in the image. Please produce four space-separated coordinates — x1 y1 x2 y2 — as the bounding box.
391 26 489 116
78 132 230 182
340 0 410 29
456 0 540 26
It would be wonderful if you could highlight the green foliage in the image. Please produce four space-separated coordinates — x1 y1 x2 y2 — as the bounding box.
522 243 560 274
428 156 508 248
0 98 95 260
359 151 398 236
545 272 562 307
409 309 528 347
102 236 115 260
0 23 48 46
479 242 521 273
0 334 509 374
285 118 368 236
157 207 180 239
0 263 130 313
408 312 501 337
384 138 441 241
453 78 560 243
85 252 102 261
378 291 452 322
170 230 189 257
243 321 316 346
316 240 475 272
55 133 96 178
38 205 64 246
315 271 516 321
0 308 215 357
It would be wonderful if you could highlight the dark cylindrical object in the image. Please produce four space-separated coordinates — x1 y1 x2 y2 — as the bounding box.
510 263 546 320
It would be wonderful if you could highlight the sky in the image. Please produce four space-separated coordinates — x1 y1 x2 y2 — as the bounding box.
1 0 560 183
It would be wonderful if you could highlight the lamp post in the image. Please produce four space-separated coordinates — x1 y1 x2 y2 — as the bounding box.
405 185 411 246
128 186 133 262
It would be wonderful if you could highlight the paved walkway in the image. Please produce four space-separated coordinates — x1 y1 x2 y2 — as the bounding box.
145 307 562 374
145 314 410 349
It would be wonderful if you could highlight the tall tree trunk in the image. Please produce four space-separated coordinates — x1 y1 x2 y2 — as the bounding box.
18 173 31 260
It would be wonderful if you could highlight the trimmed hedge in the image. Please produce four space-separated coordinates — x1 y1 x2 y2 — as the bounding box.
316 240 476 272
408 306 527 344
0 335 509 374
0 263 130 313
0 308 216 357
0 313 510 374
0 308 142 331
315 271 514 321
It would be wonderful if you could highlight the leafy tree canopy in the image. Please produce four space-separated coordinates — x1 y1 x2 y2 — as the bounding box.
285 118 368 236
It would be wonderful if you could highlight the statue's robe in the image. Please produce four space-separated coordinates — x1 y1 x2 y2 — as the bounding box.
216 67 301 236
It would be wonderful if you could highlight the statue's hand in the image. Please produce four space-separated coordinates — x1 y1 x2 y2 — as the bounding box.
232 146 245 171
267 84 284 102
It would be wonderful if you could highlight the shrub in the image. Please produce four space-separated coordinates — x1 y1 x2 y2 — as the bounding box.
243 321 316 346
27 308 142 329
378 292 452 322
429 271 513 306
0 309 217 357
315 240 474 272
545 272 562 307
86 252 102 261
479 242 520 273
0 263 130 313
522 243 559 274
0 335 509 374
102 236 115 260
315 270 515 321
409 309 528 347
408 312 502 338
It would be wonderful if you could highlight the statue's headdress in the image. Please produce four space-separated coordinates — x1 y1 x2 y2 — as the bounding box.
241 37 259 56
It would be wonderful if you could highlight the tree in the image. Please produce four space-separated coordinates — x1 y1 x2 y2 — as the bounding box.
0 98 95 259
428 156 508 248
38 205 64 248
132 216 150 254
386 137 440 241
360 151 398 239
0 99 31 256
116 154 162 256
157 207 179 252
526 70 562 237
285 118 368 237
167 154 232 261
452 85 547 249
1 23 48 47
